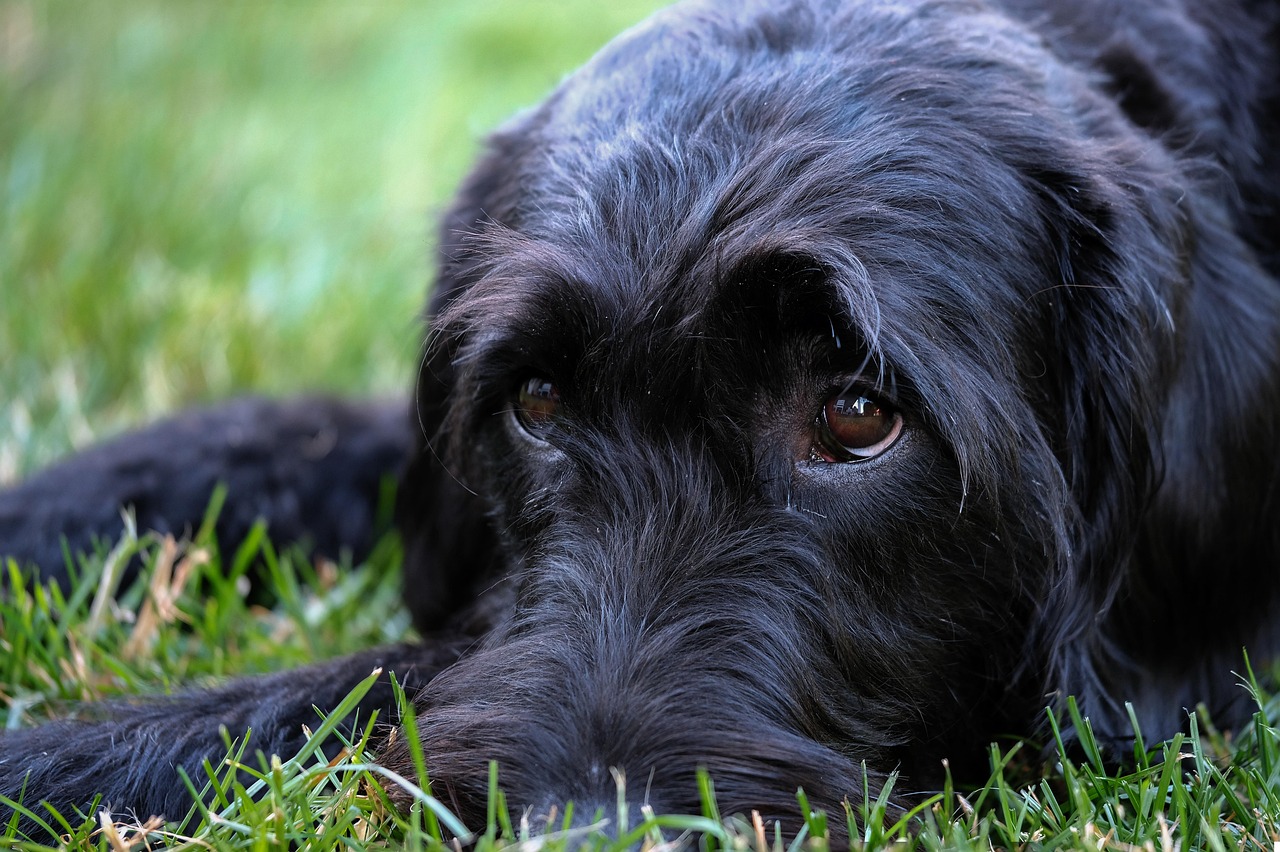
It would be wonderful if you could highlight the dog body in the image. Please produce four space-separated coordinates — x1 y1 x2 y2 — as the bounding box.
3 0 1280 834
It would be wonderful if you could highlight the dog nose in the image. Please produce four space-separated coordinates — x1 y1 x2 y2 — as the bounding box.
533 789 659 845
557 797 622 833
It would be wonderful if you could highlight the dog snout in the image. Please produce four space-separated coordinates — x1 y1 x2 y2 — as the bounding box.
383 440 895 830
394 537 840 815
392 620 869 835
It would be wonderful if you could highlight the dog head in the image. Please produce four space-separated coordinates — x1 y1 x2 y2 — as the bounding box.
391 0 1279 828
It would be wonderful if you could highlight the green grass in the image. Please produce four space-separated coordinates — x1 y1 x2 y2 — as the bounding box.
3 531 1280 850
0 0 668 480
5 3 1280 850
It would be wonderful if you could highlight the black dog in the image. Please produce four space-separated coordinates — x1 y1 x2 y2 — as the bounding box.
3 0 1279 837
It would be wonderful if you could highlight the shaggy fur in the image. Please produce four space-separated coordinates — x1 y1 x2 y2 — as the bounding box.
3 0 1279 839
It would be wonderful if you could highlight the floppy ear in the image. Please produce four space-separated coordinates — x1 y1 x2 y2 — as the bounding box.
1031 139 1280 748
396 119 539 632
1025 169 1177 745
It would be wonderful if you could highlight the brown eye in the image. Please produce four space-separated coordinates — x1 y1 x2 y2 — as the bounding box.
813 390 903 462
515 377 560 432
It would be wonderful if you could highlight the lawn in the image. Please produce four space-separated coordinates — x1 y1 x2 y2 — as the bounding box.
3 2 1280 849
0 0 667 480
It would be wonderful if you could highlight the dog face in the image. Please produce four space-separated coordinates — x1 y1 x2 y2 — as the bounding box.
390 0 1280 827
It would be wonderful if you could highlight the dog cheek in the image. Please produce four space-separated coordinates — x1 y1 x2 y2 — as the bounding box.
797 440 1040 728
467 426 571 541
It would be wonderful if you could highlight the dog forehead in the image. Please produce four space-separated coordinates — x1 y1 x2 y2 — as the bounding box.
531 0 1049 176
496 0 1073 324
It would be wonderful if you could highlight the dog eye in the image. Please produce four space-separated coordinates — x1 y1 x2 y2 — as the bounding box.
812 391 903 462
515 377 561 431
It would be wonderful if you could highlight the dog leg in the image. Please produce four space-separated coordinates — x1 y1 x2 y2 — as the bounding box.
0 396 414 589
0 639 463 839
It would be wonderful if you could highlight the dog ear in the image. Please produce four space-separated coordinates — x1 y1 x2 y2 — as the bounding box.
397 119 538 631
1009 145 1183 745
1030 144 1280 747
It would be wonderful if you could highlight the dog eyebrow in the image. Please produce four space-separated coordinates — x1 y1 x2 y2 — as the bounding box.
430 229 672 415
436 228 606 343
433 220 898 414
694 235 883 353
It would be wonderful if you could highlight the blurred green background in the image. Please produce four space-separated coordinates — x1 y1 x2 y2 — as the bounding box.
0 0 667 482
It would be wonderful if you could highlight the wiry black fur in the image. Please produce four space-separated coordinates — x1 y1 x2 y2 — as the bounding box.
3 0 1280 840
0 643 461 829
0 396 411 578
